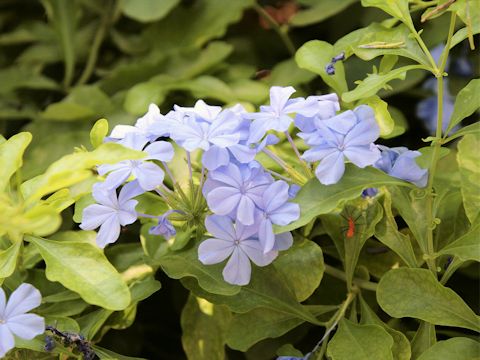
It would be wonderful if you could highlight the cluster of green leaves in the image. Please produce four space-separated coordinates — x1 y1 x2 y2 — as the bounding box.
1 0 479 359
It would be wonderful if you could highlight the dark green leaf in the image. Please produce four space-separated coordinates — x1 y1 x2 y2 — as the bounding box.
377 268 480 332
417 337 480 360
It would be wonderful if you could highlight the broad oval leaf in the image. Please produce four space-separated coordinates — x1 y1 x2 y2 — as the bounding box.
274 239 324 302
377 268 480 332
226 305 336 351
360 0 413 27
417 337 480 360
90 118 109 149
277 165 412 233
28 236 131 310
290 0 357 27
327 319 394 360
295 40 348 95
0 241 21 279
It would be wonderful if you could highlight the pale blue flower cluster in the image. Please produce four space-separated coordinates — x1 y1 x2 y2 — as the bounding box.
0 283 45 358
78 85 428 285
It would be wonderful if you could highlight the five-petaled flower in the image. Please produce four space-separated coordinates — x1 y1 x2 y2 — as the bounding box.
198 215 279 285
0 283 45 358
80 181 143 248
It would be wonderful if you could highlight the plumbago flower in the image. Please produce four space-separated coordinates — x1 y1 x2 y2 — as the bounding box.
257 180 300 253
300 105 381 185
198 215 291 286
203 162 273 225
0 284 45 358
98 134 174 191
244 86 319 143
374 146 428 187
80 181 143 248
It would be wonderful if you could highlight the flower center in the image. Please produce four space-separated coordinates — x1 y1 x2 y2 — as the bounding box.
0 318 5 324
234 239 240 246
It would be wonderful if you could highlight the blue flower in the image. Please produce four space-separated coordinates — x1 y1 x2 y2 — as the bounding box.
301 105 381 185
80 181 142 248
98 137 174 191
0 284 45 358
203 163 273 225
170 108 241 152
244 86 319 143
375 146 428 187
257 180 299 253
198 215 278 285
416 78 456 135
109 104 174 143
149 210 177 239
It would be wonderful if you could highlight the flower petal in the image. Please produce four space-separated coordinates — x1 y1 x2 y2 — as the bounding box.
240 240 277 266
0 289 5 316
7 313 45 339
96 216 121 248
314 151 345 185
205 215 236 242
145 141 174 162
344 144 381 168
222 247 251 286
236 196 256 225
79 204 115 230
0 325 14 358
273 232 293 251
198 238 234 265
134 162 165 191
262 181 289 212
202 146 230 171
207 187 241 215
259 218 276 254
269 202 300 226
4 283 42 318
270 86 296 114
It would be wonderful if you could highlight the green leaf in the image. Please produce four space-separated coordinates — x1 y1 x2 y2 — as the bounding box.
181 294 231 360
183 266 322 325
267 58 316 87
143 0 253 53
295 40 348 95
27 236 131 310
360 0 413 27
158 245 241 296
290 0 357 27
41 85 113 121
0 241 21 279
121 0 180 22
364 96 395 137
0 132 32 191
377 268 480 332
92 345 147 360
44 315 80 332
327 318 394 360
375 190 418 268
446 79 480 135
42 0 77 87
334 23 430 66
130 275 161 303
411 322 436 360
438 220 480 262
124 81 168 115
0 66 59 94
90 118 109 149
77 308 113 339
417 337 480 360
359 297 411 360
457 134 480 223
383 106 408 139
389 186 429 254
21 142 145 201
342 65 426 103
445 122 480 144
274 239 324 302
226 305 336 351
278 165 412 233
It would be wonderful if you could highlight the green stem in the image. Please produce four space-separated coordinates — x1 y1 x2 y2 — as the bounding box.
252 2 296 55
76 0 113 86
423 12 456 276
440 257 462 285
324 264 378 292
411 28 438 72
